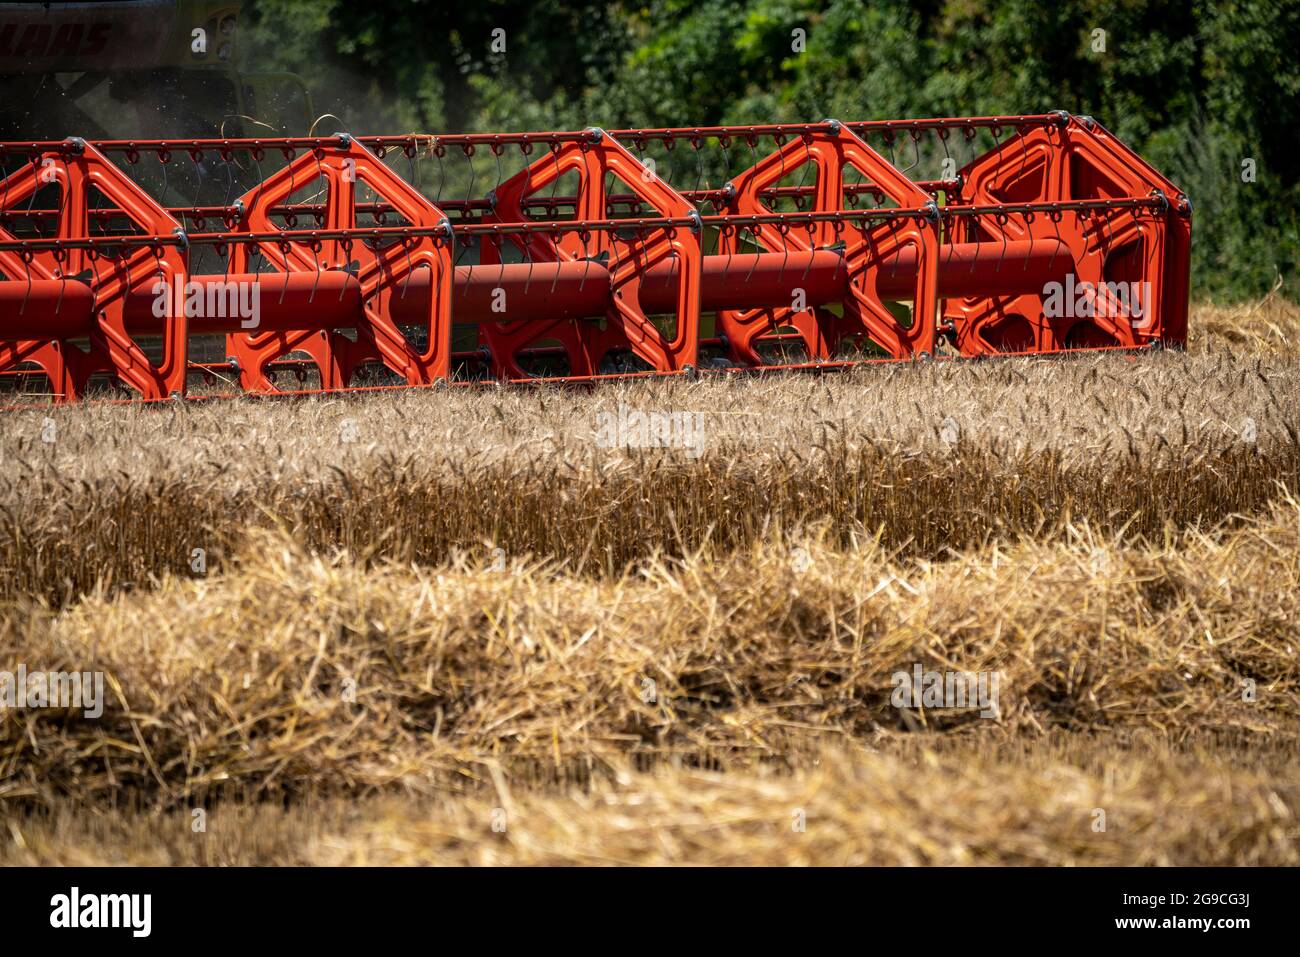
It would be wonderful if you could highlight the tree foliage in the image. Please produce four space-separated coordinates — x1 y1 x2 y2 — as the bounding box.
242 0 1300 299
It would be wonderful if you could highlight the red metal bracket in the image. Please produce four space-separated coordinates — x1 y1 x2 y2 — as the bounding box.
224 137 453 391
0 141 186 400
717 122 939 363
478 129 702 378
945 115 1190 354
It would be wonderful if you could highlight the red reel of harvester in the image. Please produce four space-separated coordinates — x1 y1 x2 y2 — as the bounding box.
0 114 1191 404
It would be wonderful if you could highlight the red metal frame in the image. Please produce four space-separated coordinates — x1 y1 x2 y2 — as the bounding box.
717 122 939 363
477 129 701 378
221 136 454 391
0 140 187 400
0 114 1191 404
943 115 1190 354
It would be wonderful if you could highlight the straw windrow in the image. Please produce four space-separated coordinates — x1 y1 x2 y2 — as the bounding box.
3 498 1297 807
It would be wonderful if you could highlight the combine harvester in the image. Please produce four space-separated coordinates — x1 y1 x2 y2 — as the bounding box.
0 112 1189 402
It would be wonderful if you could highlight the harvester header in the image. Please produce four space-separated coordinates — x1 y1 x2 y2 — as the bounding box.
0 112 1190 402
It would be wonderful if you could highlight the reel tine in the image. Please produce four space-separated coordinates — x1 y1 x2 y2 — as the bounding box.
889 216 903 281
464 143 477 212
19 249 32 317
691 135 704 195
339 236 351 302
745 225 760 283
997 213 1009 273
435 138 446 206
54 247 67 316
897 127 923 175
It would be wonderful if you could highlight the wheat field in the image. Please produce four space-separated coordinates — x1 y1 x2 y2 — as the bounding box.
1 297 1297 865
